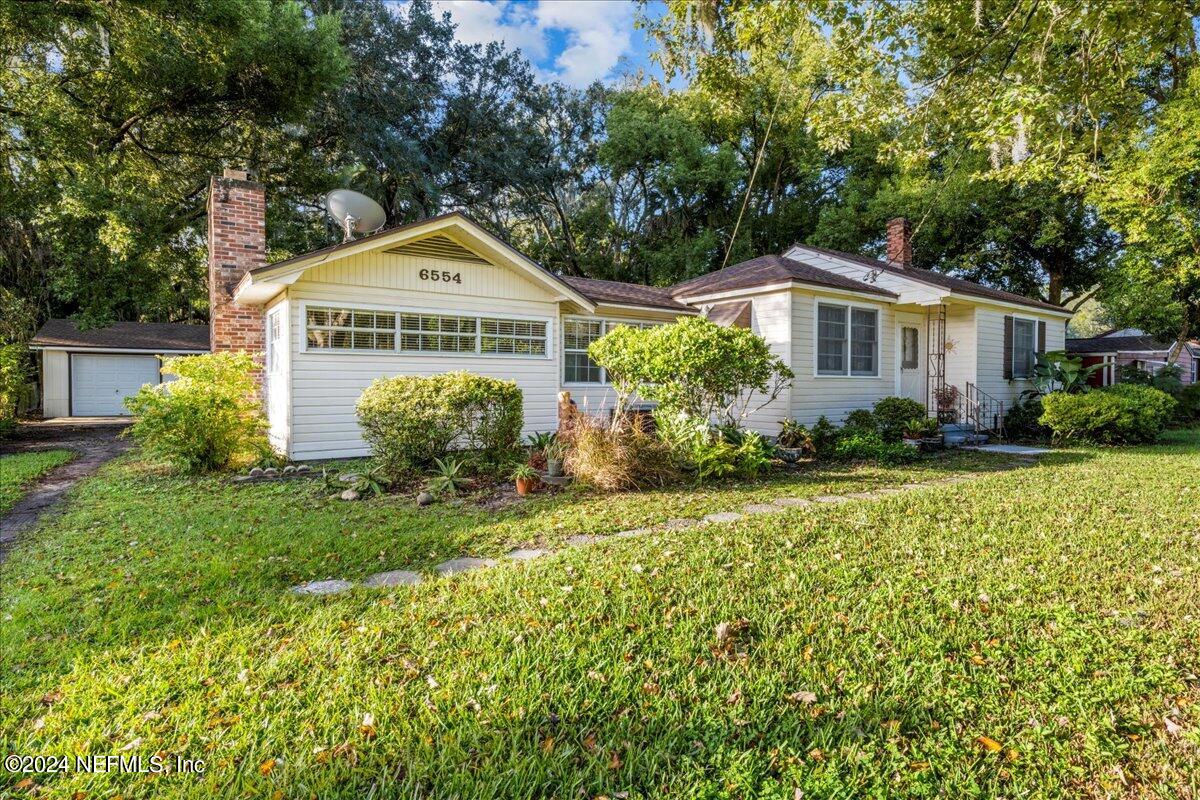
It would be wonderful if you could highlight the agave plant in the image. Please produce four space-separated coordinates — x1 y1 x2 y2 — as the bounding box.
426 456 468 496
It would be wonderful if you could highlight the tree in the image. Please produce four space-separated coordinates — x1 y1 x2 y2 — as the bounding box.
0 0 346 325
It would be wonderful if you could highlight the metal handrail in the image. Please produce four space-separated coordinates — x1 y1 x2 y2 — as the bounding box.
965 382 1005 441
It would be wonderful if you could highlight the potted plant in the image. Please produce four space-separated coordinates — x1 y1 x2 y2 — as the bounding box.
543 435 566 478
934 384 960 424
902 417 941 449
526 431 553 472
510 463 539 496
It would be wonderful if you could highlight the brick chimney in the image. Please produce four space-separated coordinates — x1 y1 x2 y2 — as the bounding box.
886 217 912 269
207 168 266 355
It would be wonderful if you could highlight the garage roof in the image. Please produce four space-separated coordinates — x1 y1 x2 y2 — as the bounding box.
30 319 210 352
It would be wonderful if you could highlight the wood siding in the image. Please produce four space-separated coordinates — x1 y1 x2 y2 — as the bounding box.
974 306 1065 405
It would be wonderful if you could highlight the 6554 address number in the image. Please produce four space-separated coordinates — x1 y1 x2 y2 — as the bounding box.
418 269 462 284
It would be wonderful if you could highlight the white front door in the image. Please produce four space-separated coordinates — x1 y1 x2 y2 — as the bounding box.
896 314 926 406
70 353 161 416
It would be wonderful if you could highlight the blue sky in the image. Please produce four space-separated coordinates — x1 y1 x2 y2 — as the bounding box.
430 1 665 87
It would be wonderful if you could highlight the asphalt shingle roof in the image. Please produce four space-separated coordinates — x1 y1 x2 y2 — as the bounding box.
670 255 898 299
31 319 210 351
558 276 693 311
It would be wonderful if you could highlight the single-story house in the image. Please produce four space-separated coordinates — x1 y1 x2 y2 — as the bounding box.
29 320 208 417
37 169 1073 458
1066 329 1200 387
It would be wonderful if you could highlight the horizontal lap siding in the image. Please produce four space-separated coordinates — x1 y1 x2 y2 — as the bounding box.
975 306 1065 405
741 291 792 435
286 249 562 460
944 305 977 392
790 290 896 425
42 350 69 417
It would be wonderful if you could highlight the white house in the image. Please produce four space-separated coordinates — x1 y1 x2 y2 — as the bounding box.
34 170 1072 459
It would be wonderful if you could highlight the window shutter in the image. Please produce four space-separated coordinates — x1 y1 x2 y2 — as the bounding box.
1003 316 1014 380
1037 320 1047 354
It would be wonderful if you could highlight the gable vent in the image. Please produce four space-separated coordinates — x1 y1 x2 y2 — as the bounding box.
385 234 490 264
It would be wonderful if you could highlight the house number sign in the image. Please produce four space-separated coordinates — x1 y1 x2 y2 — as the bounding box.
418 268 462 284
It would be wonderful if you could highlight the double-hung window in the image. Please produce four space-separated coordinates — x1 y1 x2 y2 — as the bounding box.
305 306 548 357
817 302 878 376
1011 318 1036 378
562 319 658 384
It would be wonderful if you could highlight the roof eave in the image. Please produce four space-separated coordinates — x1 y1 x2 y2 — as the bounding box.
675 280 896 305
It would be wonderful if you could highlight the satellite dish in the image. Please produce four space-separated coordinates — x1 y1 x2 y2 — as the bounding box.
325 189 387 241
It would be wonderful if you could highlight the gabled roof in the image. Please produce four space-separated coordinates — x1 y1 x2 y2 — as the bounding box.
1067 334 1199 355
30 319 210 351
237 211 595 311
789 243 1068 314
670 255 898 300
559 276 693 312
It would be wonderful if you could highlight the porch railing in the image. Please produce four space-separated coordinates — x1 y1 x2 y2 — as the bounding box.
964 382 1005 442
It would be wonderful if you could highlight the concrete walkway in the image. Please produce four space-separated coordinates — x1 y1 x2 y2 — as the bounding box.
292 456 1041 596
0 421 131 561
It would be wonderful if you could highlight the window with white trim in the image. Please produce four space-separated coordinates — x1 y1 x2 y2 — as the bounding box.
817 303 878 376
306 307 396 351
562 319 658 384
266 309 283 373
399 313 476 353
481 317 547 356
1012 317 1036 378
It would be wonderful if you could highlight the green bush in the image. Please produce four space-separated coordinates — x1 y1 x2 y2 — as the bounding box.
0 344 28 438
843 408 877 433
833 430 918 465
872 397 927 442
809 415 841 459
125 352 268 473
1039 384 1176 444
357 371 523 477
1177 383 1200 422
1004 396 1051 441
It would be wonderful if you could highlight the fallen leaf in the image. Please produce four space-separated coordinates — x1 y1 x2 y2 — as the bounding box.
359 712 377 739
1164 716 1183 736
608 751 622 770
40 690 63 706
975 735 1003 753
541 736 554 754
786 690 818 705
583 733 598 752
259 758 277 776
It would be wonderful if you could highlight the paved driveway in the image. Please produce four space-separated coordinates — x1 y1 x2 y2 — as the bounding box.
0 420 131 560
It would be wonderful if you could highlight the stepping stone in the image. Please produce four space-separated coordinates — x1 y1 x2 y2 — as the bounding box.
703 511 743 524
434 557 495 576
772 497 812 507
506 548 550 560
743 503 784 514
363 570 422 588
845 491 883 500
812 495 851 503
565 534 601 547
659 518 699 530
614 528 651 538
291 579 353 595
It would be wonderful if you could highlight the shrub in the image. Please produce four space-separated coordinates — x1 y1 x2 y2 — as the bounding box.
125 352 268 474
0 344 28 438
564 416 677 491
809 415 841 459
872 397 927 442
1004 396 1050 441
589 316 793 426
1040 384 1176 444
843 408 877 433
357 371 523 477
776 418 813 452
1177 383 1200 423
833 430 918 465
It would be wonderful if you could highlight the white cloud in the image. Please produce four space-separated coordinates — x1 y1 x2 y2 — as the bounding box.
432 0 635 87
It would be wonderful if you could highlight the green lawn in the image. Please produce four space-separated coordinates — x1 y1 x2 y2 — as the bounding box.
2 435 1199 797
0 449 74 515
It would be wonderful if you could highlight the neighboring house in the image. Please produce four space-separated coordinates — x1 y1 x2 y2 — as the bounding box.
29 320 209 417
36 170 1072 458
1066 329 1200 387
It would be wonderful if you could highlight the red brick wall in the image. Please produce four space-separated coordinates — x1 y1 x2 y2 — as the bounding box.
886 217 912 269
208 171 266 355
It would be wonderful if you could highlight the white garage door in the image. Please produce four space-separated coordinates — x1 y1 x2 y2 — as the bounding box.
70 354 161 416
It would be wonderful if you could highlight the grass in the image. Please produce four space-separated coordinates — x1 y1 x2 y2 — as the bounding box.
2 434 1199 797
0 449 74 515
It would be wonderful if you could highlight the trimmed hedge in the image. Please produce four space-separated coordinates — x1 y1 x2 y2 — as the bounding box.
872 396 927 442
1039 384 1176 444
356 371 522 476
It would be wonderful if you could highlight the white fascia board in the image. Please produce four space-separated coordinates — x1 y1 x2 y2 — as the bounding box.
951 293 1073 318
590 302 698 316
28 346 208 354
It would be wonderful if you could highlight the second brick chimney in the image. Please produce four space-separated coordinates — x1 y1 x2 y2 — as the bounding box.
886 217 913 269
208 169 266 355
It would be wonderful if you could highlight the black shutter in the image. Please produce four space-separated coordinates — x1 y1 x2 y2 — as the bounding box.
1037 320 1047 354
1003 315 1014 380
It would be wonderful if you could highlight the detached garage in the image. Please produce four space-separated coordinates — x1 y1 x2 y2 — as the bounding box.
30 320 209 418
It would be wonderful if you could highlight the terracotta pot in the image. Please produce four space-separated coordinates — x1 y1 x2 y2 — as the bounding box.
515 476 537 496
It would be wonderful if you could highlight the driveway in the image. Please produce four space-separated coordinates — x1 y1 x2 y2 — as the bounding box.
0 420 131 560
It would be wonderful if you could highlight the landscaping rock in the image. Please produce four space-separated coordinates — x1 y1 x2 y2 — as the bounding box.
232 475 254 484
416 492 435 506
248 467 264 478
363 570 422 588
340 488 360 501
703 511 743 524
295 464 310 474
506 548 549 561
339 473 360 484
434 557 495 576
291 579 353 595
264 467 280 477
283 465 297 475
